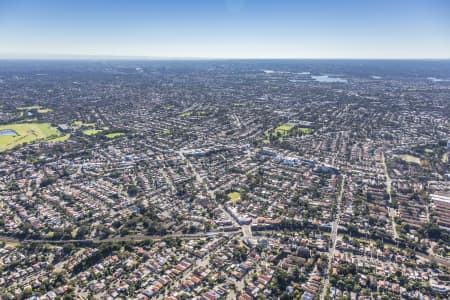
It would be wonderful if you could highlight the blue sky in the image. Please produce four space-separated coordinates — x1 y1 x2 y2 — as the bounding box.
0 0 449 58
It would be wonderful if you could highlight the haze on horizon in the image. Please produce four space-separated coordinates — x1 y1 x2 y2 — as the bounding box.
0 0 449 59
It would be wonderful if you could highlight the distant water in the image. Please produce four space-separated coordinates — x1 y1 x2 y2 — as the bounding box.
262 69 290 74
263 69 347 83
312 75 347 83
371 75 382 79
289 79 309 83
0 129 18 136
427 77 450 82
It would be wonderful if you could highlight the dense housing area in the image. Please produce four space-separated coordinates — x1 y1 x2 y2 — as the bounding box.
0 60 449 300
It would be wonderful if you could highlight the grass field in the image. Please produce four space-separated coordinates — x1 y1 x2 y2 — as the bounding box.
298 127 313 134
48 134 70 142
37 108 53 113
105 132 125 139
0 123 62 152
265 124 313 138
265 124 292 137
71 121 83 126
72 121 96 127
179 111 207 118
71 228 78 238
399 154 429 167
263 124 313 144
163 129 172 135
179 111 192 117
275 124 294 132
227 191 241 204
17 105 44 110
83 129 103 136
16 106 53 115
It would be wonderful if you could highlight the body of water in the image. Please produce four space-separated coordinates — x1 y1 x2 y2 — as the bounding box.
0 129 18 136
427 77 450 82
311 75 347 83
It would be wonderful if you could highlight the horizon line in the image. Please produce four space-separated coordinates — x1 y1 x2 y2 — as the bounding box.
0 53 449 61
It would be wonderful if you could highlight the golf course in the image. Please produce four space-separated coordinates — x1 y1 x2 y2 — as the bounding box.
0 123 63 152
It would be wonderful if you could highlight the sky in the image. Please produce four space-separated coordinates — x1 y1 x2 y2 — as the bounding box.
0 0 449 59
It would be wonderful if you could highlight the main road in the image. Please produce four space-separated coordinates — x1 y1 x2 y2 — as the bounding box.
178 151 245 231
382 152 398 240
320 175 346 300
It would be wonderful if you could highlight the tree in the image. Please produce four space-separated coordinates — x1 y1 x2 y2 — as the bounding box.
272 269 289 295
280 292 291 300
127 184 139 197
233 246 248 262
293 266 300 281
421 222 441 240
63 243 75 254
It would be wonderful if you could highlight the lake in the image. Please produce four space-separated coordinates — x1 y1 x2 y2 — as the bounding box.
312 75 347 83
0 129 18 136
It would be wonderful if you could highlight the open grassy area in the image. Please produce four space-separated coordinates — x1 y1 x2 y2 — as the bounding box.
83 129 103 136
163 129 172 135
265 124 292 137
71 121 83 126
399 154 429 167
105 132 125 139
263 124 313 144
179 111 208 118
71 228 78 239
48 134 70 142
0 123 62 152
298 127 313 134
16 106 53 115
179 111 193 117
37 108 53 113
275 124 294 132
23 118 38 122
268 125 312 136
227 191 241 204
72 121 96 127
17 105 44 110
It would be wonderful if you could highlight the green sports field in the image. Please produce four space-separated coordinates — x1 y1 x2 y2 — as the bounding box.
72 120 96 127
105 132 125 139
0 123 62 152
227 191 241 204
83 129 103 136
